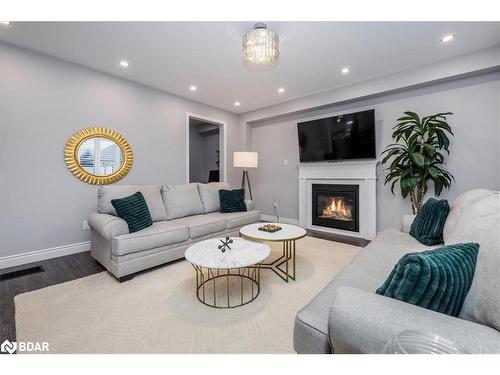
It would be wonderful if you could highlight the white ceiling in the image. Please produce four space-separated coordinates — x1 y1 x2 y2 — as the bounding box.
1 22 499 113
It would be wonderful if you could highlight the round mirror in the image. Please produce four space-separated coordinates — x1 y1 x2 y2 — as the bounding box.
65 127 133 185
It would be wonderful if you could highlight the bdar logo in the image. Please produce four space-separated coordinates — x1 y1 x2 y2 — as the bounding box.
1 339 17 354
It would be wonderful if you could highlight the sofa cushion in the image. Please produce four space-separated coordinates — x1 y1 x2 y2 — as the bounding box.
111 192 153 233
219 188 247 213
111 221 189 256
161 183 204 220
410 198 450 245
443 189 500 330
206 210 260 229
171 214 227 239
98 185 167 222
376 243 479 317
198 182 230 213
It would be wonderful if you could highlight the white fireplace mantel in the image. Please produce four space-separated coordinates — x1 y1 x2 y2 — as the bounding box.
298 160 378 240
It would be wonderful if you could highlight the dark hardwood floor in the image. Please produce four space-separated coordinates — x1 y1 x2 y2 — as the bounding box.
0 251 104 343
0 230 367 345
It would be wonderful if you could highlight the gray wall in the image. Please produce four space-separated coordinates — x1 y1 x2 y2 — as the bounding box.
189 125 219 183
203 131 220 178
250 73 500 230
0 42 242 257
189 125 207 183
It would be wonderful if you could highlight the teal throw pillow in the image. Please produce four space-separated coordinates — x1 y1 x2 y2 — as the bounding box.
376 243 479 317
410 198 450 245
111 191 153 233
219 189 247 213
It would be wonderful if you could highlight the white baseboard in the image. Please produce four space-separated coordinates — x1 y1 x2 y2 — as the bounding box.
260 214 300 226
0 241 91 270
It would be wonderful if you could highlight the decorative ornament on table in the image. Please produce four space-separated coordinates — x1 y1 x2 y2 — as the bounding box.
259 224 282 233
218 237 233 253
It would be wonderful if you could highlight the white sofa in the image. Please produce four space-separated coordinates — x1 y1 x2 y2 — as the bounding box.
293 189 500 354
88 182 260 281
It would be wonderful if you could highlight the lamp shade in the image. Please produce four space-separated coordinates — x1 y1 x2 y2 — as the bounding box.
233 152 258 168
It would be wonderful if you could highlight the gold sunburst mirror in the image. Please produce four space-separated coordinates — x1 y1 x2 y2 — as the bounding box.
64 127 133 185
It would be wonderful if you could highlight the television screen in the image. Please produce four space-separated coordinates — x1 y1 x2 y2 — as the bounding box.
297 109 376 162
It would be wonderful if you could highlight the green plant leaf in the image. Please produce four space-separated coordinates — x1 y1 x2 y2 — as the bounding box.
381 148 400 164
423 143 435 156
404 111 421 124
434 179 443 196
428 166 441 178
411 152 425 167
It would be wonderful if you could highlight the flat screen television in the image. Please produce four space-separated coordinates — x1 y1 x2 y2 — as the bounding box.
297 109 376 162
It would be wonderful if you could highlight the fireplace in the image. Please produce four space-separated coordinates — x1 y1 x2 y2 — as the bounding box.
312 184 359 232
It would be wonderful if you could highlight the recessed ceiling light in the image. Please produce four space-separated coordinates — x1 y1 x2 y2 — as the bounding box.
278 87 285 93
341 67 350 74
234 101 241 106
440 34 455 43
190 85 197 91
119 60 129 68
0 21 11 26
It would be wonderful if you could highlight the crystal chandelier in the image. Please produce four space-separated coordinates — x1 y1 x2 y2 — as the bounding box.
242 23 279 65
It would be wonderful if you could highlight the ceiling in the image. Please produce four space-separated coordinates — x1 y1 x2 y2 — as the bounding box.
1 22 499 113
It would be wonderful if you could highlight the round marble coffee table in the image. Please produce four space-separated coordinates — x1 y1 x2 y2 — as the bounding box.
185 237 270 309
240 223 307 282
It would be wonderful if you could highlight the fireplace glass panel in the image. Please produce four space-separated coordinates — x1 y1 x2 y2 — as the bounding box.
317 194 354 222
312 184 359 232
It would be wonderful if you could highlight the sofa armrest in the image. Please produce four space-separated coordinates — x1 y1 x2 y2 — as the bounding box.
329 286 500 354
401 214 416 233
88 212 129 240
245 199 256 211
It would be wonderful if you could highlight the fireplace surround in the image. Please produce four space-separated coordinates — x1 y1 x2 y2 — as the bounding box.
298 161 377 240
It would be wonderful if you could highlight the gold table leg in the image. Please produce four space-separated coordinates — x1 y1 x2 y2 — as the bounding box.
258 239 296 283
191 263 262 309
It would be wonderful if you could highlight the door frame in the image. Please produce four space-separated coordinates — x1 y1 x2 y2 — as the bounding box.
186 112 227 183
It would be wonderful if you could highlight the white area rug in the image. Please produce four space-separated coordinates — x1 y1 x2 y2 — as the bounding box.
15 236 360 353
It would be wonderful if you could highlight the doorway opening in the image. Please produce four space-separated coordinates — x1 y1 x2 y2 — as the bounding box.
186 113 226 183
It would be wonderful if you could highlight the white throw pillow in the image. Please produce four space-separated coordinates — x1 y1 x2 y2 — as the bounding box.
444 189 500 330
161 183 205 220
97 185 167 222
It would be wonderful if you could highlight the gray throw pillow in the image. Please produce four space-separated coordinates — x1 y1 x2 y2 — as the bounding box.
161 183 205 220
198 182 231 213
97 184 167 222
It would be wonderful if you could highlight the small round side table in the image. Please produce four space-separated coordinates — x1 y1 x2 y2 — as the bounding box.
185 237 270 309
239 223 306 282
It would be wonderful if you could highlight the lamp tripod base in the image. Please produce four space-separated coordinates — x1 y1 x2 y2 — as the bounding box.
241 170 253 200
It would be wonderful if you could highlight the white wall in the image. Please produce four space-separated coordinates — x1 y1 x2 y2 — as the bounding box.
0 42 243 258
249 73 500 231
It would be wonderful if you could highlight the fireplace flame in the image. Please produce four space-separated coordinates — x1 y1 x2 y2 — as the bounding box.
322 197 352 220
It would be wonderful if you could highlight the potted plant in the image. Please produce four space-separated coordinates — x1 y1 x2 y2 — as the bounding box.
381 111 454 214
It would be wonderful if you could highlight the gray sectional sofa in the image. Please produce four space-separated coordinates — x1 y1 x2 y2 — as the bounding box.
88 182 260 281
294 189 500 354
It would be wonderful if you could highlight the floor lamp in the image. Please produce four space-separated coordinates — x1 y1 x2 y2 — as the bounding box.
233 152 258 200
